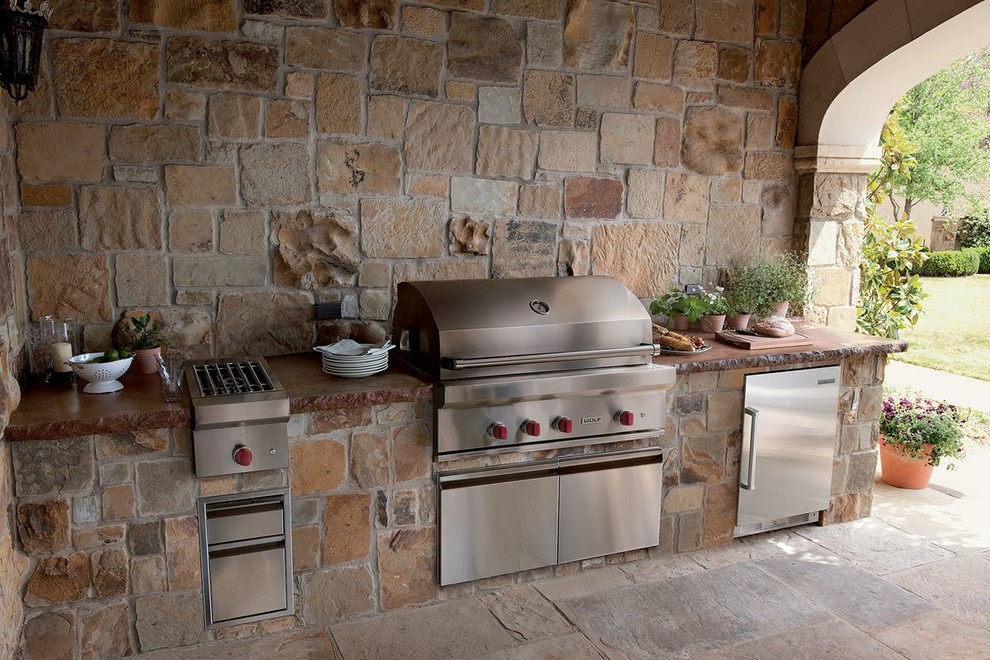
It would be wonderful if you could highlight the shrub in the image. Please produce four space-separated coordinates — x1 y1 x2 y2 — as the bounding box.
975 246 990 274
961 212 990 248
918 249 981 276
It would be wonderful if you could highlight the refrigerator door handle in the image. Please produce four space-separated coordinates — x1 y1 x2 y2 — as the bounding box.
740 406 759 490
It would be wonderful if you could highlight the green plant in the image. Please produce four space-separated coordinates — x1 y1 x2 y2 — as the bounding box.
700 286 728 315
739 253 809 317
961 211 990 248
722 266 760 315
881 395 966 468
649 288 707 323
974 246 990 274
121 313 171 351
918 249 981 276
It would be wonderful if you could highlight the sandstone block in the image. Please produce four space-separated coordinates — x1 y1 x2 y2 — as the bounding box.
719 46 751 83
316 73 361 135
712 176 743 203
208 93 260 138
17 499 69 555
746 113 774 149
519 184 561 217
54 39 158 119
136 460 196 517
563 0 633 70
660 0 693 34
79 186 161 250
696 0 754 43
673 40 718 90
777 94 799 149
166 90 207 120
368 95 405 141
527 22 563 68
287 27 365 71
13 439 95 498
129 521 162 556
351 431 389 488
165 165 236 206
130 0 235 30
449 13 521 83
81 602 132 659
50 0 118 31
102 484 136 521
219 209 265 255
592 222 679 297
292 526 320 571
495 0 561 19
718 85 773 111
392 423 431 482
707 204 761 265
405 100 474 171
115 254 167 307
633 82 684 114
240 142 311 206
476 125 538 179
627 170 663 218
290 440 346 496
323 493 371 564
91 548 127 598
217 291 314 356
26 254 110 322
601 113 655 165
682 107 744 175
755 39 802 88
169 209 213 252
451 177 518 216
167 36 278 92
812 267 852 306
371 35 443 96
311 406 373 434
564 177 622 219
23 612 74 660
493 219 557 278
744 152 793 180
361 198 444 258
135 592 208 651
318 141 400 195
446 81 475 101
334 0 395 27
403 6 445 37
523 70 574 127
576 75 628 108
359 262 391 288
304 567 374 621
285 72 315 100
654 115 682 168
130 556 167 595
16 209 76 252
24 554 90 607
664 484 704 513
173 256 266 287
703 481 738 548
359 289 390 320
17 122 103 182
377 529 437 609
394 260 487 283
664 172 710 222
273 208 358 287
165 516 201 591
633 32 672 80
538 130 596 173
110 124 199 163
479 86 522 124
20 183 72 206
681 433 727 483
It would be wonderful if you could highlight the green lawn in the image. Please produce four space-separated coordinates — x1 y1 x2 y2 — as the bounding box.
891 274 990 381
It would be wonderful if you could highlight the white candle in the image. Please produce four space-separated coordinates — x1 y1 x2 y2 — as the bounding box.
51 342 73 373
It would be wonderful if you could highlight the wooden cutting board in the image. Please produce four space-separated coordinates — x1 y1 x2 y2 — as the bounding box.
715 330 813 350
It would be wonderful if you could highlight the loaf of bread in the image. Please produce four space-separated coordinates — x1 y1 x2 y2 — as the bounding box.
751 318 795 338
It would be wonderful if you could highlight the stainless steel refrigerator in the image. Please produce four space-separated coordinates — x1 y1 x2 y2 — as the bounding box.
735 365 840 537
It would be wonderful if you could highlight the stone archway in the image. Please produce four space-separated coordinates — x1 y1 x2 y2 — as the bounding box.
794 0 990 328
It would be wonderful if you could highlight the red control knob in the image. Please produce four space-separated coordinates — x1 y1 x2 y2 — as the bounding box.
489 423 508 441
233 446 254 467
523 420 541 437
618 410 635 427
554 416 573 434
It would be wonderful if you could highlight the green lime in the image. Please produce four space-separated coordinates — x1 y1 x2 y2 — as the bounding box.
118 348 131 359
104 349 119 361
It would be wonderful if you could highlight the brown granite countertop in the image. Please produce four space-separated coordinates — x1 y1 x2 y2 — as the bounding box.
5 324 902 442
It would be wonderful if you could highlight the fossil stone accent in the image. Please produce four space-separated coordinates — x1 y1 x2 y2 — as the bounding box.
523 71 575 127
109 124 199 163
405 101 474 172
361 198 445 258
538 131 596 173
17 122 104 182
26 254 110 322
451 177 518 216
165 165 237 206
287 27 365 71
53 39 158 119
450 217 490 255
167 36 279 91
682 107 744 175
528 21 562 67
492 219 557 278
318 141 400 195
334 0 396 27
17 500 69 555
129 0 236 31
79 186 161 250
135 592 208 651
80 602 132 659
274 209 359 288
371 36 443 97
558 238 590 276
304 567 375 621
217 291 314 356
324 493 371 563
378 529 437 609
476 125 538 179
592 222 679 297
449 13 521 83
563 0 633 70
91 548 127 598
25 554 91 607
240 142 311 206
564 177 622 219
601 113 655 165
664 172 710 222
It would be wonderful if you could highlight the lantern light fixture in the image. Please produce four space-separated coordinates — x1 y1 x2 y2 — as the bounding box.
0 0 52 102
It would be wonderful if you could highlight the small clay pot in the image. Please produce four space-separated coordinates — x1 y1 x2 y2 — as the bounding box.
879 436 935 489
772 301 790 317
130 347 161 375
700 314 726 333
669 315 691 331
727 313 751 330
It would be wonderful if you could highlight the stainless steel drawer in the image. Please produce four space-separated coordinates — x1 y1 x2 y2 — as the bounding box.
205 495 284 545
208 543 287 623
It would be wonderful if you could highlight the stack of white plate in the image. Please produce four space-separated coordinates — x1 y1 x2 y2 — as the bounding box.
314 340 393 378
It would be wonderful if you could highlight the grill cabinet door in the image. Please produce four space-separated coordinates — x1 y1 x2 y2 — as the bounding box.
439 465 558 585
208 543 287 623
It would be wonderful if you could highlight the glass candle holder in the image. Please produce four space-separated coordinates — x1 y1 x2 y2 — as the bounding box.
43 318 78 384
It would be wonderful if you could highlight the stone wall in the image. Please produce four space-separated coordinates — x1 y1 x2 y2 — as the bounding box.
9 0 807 359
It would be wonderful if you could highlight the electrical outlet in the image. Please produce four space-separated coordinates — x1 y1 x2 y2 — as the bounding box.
315 302 342 320
684 284 703 294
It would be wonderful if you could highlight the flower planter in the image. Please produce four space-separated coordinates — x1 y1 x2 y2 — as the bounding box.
726 313 751 330
668 315 691 331
700 314 726 333
879 436 935 489
772 301 790 318
131 347 162 375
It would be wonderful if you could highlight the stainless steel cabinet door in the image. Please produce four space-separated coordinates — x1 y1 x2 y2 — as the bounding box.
558 451 663 564
737 366 839 531
208 544 288 623
439 465 559 585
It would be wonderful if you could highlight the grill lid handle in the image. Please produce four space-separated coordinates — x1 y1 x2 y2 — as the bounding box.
440 343 663 371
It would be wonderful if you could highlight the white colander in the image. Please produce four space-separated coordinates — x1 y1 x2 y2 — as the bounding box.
67 353 134 394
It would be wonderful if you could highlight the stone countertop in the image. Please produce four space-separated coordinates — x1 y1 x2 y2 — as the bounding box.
5 324 903 442
5 354 432 442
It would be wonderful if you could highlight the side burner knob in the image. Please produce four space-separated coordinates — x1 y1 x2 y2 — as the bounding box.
233 445 254 466
523 420 542 437
617 410 635 427
554 416 573 434
489 423 508 441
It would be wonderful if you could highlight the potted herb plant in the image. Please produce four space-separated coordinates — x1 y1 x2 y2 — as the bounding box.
723 266 760 329
120 313 171 375
878 395 966 489
699 286 728 333
649 287 706 331
742 252 810 318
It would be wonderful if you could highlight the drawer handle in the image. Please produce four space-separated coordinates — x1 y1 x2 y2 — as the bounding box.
741 406 759 491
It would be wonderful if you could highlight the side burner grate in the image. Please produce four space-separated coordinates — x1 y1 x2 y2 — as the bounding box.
192 360 276 397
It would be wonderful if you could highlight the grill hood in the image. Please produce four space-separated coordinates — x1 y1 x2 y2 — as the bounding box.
392 276 659 380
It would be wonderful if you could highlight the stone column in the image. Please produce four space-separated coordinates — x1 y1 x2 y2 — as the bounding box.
794 145 879 331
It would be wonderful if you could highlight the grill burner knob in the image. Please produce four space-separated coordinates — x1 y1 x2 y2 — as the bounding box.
233 446 254 466
617 410 635 427
523 420 541 437
488 423 508 441
554 416 573 434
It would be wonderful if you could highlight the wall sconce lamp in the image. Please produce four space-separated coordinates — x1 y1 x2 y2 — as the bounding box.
0 1 52 102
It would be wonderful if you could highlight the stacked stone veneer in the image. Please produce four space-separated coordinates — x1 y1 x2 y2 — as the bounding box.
9 0 807 358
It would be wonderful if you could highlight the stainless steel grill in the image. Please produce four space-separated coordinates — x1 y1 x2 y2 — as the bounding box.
192 360 276 397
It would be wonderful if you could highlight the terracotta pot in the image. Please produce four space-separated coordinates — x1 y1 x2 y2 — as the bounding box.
669 315 691 331
130 347 161 375
879 436 935 489
726 313 751 330
772 301 790 317
700 314 726 333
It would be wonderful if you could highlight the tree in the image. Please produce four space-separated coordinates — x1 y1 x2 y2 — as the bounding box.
894 48 990 218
